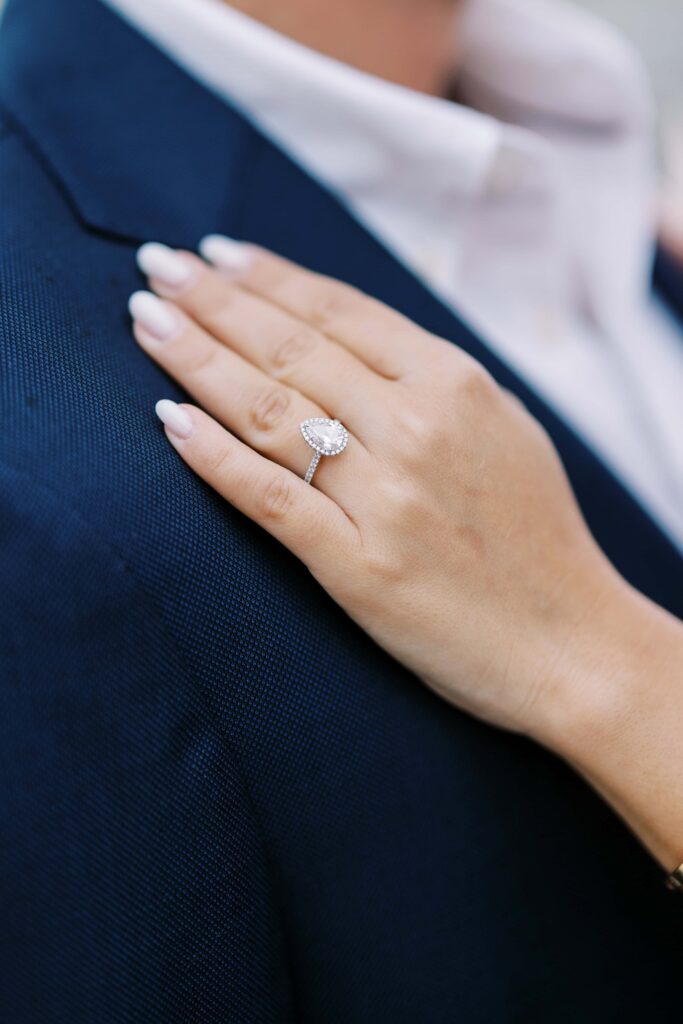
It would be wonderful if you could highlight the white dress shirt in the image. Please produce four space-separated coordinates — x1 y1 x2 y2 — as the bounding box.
104 0 683 551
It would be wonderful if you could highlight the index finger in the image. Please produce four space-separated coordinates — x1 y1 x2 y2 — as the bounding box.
199 235 443 379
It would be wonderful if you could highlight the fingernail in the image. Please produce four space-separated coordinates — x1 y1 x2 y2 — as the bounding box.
129 291 179 340
155 399 193 439
199 234 252 273
137 242 195 288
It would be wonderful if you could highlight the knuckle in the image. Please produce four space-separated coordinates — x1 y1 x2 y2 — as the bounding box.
456 361 497 402
308 285 358 331
272 328 319 371
256 474 295 521
396 407 437 453
249 386 291 432
502 387 528 415
182 340 218 375
361 542 403 585
381 476 425 521
207 441 234 478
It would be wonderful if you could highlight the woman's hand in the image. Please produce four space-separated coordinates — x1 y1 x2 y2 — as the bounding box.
131 237 683 873
130 236 628 744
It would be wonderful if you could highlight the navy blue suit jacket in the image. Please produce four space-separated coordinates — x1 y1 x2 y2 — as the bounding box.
1 1 683 1020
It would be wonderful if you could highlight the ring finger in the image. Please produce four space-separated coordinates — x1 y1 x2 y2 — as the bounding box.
129 290 373 504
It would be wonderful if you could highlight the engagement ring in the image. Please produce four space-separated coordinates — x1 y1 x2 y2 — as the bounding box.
300 418 349 485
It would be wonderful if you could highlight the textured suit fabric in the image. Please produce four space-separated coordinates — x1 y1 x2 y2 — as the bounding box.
0 1 682 1021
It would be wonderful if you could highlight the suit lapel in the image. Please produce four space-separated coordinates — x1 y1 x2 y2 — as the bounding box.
0 0 258 244
2 0 681 616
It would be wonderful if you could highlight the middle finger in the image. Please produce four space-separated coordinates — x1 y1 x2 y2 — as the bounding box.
137 244 391 443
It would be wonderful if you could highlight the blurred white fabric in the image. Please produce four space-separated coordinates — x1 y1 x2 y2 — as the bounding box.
575 1 683 157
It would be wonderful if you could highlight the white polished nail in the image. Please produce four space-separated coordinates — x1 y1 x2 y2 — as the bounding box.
137 242 194 288
155 399 193 439
199 234 252 272
129 291 178 340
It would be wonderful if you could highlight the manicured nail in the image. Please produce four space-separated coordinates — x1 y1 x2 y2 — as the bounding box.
155 399 193 439
137 242 195 288
199 234 252 273
129 291 178 340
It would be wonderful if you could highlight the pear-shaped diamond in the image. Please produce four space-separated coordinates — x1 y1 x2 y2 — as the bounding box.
300 418 349 456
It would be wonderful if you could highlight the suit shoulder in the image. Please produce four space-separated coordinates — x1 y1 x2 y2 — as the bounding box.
0 455 180 695
0 109 14 143
0 459 131 617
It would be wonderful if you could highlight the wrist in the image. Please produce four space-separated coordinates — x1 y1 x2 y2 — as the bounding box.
518 561 635 750
531 577 683 870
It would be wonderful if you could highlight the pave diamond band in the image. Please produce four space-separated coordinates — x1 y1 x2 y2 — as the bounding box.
304 451 322 485
300 418 349 485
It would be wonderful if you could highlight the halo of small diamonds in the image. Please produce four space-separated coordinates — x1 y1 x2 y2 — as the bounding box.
300 418 349 457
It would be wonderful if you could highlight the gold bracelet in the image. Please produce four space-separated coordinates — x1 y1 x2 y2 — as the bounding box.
666 863 683 892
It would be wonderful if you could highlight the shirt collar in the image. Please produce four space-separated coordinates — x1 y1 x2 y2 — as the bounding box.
102 0 652 209
461 0 653 134
100 0 502 206
100 0 657 323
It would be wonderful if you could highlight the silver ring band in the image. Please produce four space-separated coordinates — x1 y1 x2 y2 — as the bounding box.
304 452 322 485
